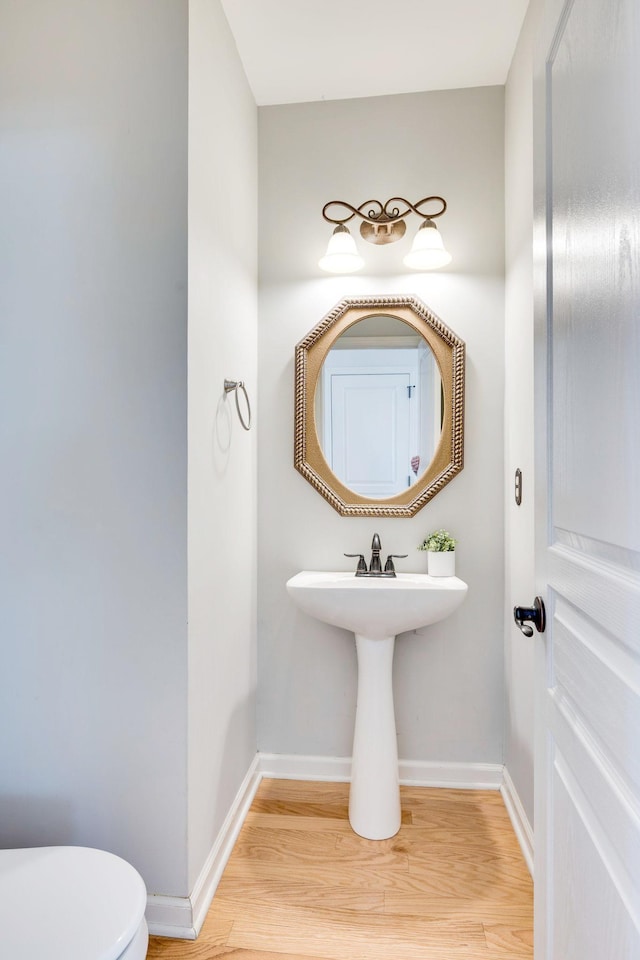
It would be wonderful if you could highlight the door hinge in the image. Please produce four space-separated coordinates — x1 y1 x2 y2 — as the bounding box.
407 384 416 398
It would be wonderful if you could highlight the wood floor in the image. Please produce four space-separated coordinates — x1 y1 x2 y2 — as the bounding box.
147 779 533 960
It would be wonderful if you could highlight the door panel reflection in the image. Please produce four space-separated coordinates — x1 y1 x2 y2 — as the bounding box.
315 316 442 498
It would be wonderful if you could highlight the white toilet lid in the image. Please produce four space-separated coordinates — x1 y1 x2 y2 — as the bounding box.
0 846 147 960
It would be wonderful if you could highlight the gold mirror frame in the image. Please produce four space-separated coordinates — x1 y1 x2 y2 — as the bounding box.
294 295 465 517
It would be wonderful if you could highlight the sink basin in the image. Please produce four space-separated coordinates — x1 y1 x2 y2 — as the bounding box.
286 569 468 841
286 571 467 640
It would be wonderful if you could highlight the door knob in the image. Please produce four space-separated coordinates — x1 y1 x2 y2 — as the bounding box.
513 596 546 637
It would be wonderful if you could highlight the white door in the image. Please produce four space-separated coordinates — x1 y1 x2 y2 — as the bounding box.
533 0 640 957
330 373 411 497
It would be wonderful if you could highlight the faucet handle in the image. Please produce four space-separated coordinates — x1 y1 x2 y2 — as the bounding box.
384 554 408 575
345 553 367 574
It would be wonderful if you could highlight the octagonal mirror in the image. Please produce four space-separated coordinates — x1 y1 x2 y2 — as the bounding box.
294 295 465 517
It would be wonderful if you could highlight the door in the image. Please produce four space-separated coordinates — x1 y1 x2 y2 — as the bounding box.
320 345 420 498
533 0 640 957
329 372 412 497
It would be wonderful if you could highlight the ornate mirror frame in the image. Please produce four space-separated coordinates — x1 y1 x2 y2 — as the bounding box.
294 295 465 517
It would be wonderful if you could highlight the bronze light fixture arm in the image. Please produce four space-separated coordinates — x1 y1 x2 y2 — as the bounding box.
322 196 447 229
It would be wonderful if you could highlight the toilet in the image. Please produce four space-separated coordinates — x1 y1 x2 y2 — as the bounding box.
0 846 148 959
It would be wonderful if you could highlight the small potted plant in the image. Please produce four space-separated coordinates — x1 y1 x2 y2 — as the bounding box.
418 529 457 577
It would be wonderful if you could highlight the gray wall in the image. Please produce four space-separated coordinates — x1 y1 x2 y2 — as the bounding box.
0 1 189 893
0 0 260 904
187 0 258 892
258 87 506 765
504 0 543 827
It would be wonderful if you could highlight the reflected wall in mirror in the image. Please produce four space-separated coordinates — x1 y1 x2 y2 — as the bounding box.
295 296 465 517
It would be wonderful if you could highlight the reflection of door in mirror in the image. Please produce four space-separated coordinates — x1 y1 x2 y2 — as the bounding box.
315 316 442 499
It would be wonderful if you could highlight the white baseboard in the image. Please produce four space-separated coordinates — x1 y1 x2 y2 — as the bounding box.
190 754 262 935
148 752 530 940
145 895 196 940
399 759 503 789
258 752 503 790
500 766 534 876
258 752 351 781
146 754 261 939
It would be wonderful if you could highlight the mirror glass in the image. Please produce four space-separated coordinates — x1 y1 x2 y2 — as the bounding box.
314 316 443 498
294 295 465 518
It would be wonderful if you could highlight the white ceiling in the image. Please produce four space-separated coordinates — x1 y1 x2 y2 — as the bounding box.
221 0 529 106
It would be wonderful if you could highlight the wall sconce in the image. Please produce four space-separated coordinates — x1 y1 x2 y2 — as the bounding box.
318 196 452 274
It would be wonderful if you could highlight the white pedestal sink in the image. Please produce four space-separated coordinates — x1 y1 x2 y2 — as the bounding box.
286 571 468 840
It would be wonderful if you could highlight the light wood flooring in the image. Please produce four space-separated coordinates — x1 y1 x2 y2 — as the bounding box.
147 779 533 960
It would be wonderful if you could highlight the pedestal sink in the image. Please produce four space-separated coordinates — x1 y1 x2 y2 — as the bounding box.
286 571 468 840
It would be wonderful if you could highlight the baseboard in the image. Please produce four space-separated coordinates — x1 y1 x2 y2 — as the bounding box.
190 754 262 935
258 752 351 781
146 753 262 939
500 766 534 876
400 758 503 789
145 895 196 940
258 752 503 790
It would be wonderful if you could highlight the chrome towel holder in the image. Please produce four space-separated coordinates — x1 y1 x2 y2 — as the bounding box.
224 379 252 431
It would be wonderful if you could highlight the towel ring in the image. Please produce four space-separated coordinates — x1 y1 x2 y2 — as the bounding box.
224 379 252 431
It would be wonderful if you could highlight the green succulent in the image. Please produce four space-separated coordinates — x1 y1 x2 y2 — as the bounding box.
418 529 456 552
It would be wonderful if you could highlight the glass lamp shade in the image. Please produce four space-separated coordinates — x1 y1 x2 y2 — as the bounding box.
319 225 365 274
403 219 452 270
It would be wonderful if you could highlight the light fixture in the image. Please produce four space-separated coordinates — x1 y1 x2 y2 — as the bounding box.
402 218 452 270
318 224 365 274
319 196 451 273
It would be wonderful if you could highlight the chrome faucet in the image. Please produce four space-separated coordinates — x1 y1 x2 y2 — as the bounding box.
345 533 407 578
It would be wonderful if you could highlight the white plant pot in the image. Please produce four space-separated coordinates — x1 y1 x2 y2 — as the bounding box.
427 550 456 577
